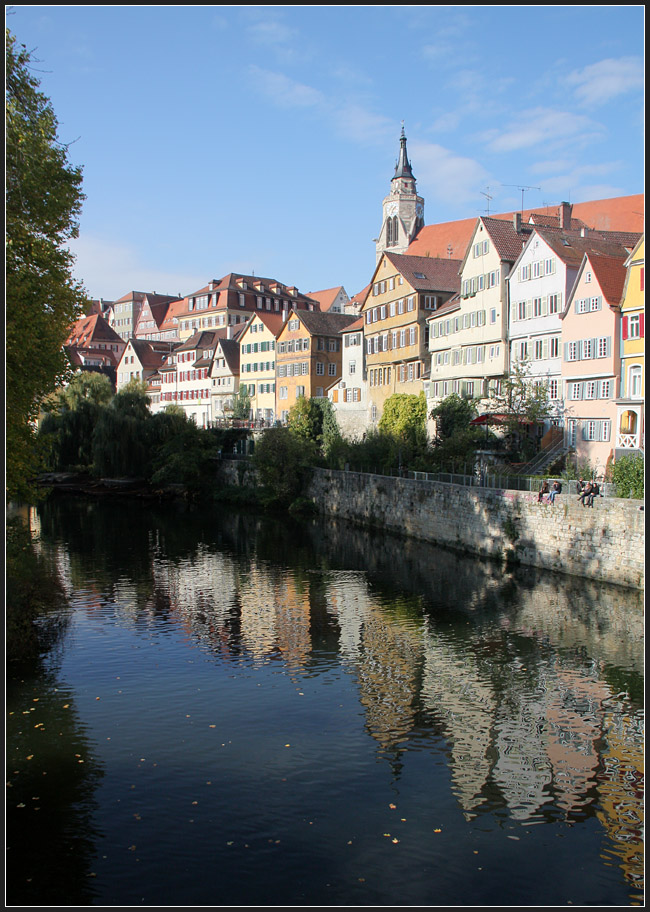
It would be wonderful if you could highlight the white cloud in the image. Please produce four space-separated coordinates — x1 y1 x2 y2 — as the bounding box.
566 57 643 107
482 107 604 154
69 235 203 300
410 141 488 208
248 66 326 110
247 20 298 48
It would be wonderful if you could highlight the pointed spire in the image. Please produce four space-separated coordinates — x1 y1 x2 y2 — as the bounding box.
393 123 414 181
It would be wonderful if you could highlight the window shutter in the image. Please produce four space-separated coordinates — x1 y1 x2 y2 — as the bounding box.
640 314 644 338
622 316 628 340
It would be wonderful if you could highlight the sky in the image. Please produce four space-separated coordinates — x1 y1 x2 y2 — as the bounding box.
8 5 645 302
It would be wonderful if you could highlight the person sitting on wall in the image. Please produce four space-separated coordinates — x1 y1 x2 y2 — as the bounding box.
548 480 562 504
578 480 593 506
538 479 550 503
585 481 600 507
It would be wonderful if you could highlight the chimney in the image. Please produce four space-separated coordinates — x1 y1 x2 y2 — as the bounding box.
513 212 522 233
559 202 572 229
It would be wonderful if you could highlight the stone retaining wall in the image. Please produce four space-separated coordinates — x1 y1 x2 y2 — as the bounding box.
306 469 645 591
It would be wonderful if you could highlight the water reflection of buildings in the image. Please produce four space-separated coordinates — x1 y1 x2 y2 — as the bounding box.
33 503 643 899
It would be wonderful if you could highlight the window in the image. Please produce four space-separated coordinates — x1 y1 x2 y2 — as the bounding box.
349 360 356 375
549 337 560 358
629 365 642 398
549 379 559 400
316 362 324 375
628 314 641 339
583 419 610 442
328 363 337 376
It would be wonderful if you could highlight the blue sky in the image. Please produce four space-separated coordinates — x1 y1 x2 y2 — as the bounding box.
9 5 644 301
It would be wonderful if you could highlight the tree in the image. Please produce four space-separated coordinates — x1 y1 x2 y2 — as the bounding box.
38 372 114 471
378 392 428 450
430 394 476 442
288 396 323 445
231 385 251 420
6 29 88 499
253 427 317 508
490 359 552 459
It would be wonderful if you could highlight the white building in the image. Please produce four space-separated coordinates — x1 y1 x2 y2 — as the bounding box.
328 316 367 438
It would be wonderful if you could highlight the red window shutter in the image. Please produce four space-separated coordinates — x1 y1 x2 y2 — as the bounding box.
640 313 644 338
622 316 628 340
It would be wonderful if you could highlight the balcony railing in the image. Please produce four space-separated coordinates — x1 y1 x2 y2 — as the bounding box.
616 433 641 449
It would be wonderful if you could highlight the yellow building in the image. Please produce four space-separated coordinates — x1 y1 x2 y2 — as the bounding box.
361 252 461 424
238 312 285 423
615 236 644 457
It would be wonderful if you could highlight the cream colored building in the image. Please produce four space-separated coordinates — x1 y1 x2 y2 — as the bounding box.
363 252 461 426
238 312 285 423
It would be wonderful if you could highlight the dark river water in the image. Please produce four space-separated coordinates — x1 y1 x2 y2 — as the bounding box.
6 496 644 907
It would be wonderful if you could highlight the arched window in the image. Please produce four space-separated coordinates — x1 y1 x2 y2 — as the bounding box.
620 410 638 434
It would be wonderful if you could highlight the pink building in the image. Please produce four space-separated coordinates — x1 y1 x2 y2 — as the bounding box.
560 252 628 474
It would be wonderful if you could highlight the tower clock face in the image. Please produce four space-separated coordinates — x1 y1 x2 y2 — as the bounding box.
387 203 398 216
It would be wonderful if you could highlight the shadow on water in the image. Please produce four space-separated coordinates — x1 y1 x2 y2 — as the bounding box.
6 668 104 906
12 495 644 906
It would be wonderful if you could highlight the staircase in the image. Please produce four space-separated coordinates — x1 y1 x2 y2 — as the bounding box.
514 436 569 477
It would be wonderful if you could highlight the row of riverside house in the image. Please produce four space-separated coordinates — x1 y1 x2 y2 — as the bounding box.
66 132 644 474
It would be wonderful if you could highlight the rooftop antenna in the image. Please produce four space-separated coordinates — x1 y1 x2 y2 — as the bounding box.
480 187 493 215
502 184 541 214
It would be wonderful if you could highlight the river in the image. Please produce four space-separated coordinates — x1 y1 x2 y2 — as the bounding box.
6 496 644 906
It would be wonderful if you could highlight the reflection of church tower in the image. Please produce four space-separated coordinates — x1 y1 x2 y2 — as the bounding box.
375 125 425 263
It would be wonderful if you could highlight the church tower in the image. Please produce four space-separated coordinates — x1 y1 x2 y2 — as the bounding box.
375 126 425 263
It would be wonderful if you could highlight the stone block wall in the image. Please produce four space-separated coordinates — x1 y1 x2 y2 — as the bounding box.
307 469 644 590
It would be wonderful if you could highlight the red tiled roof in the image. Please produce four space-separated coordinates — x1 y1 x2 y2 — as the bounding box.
586 254 628 307
383 251 463 292
66 313 123 347
305 286 347 311
284 310 358 336
407 194 644 261
342 316 365 333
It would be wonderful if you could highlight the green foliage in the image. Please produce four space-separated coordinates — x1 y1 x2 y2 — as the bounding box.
287 395 342 459
494 360 551 434
288 396 323 443
231 385 251 419
430 394 476 441
38 373 115 471
149 422 220 498
92 406 151 479
253 427 318 508
378 392 428 448
611 454 644 499
6 29 88 500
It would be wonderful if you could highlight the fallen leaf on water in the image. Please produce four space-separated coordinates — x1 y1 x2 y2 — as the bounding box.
434 829 442 833
392 838 399 844
389 803 396 809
